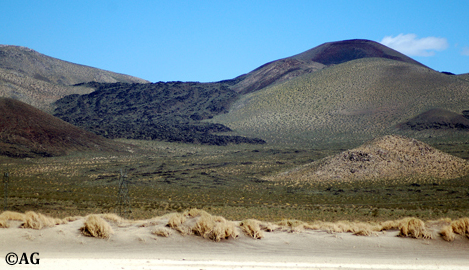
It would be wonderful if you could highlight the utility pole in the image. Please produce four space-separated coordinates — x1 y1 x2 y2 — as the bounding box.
117 169 131 219
3 168 9 211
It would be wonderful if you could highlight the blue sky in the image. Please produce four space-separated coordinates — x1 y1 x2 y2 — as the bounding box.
2 1 468 82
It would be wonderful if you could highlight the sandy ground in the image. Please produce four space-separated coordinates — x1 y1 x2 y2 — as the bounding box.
1 218 469 270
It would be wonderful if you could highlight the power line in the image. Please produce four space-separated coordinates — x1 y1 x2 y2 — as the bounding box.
116 169 131 219
3 168 9 211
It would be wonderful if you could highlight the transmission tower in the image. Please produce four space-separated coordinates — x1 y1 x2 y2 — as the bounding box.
3 169 9 211
116 169 131 219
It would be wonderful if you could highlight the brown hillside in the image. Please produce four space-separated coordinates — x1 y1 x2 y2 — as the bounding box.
290 39 426 67
398 108 469 131
0 97 123 157
0 45 148 112
268 135 469 183
231 39 427 94
0 45 148 85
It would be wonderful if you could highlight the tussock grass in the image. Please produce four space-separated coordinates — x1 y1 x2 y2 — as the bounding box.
80 215 114 239
163 209 239 241
166 213 188 234
440 217 469 241
151 227 172 237
450 217 469 236
192 213 239 242
239 219 264 239
21 211 65 230
398 218 432 239
0 211 26 221
63 216 83 222
0 219 9 228
100 213 126 225
440 225 456 241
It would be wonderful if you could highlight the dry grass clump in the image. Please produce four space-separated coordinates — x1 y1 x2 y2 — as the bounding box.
162 209 239 241
80 215 114 239
192 213 239 242
100 213 125 224
275 219 321 233
151 227 172 237
166 213 188 234
398 218 432 239
239 219 264 239
0 219 10 228
440 217 469 241
440 225 456 242
314 221 377 236
21 211 65 230
0 211 26 221
0 211 26 228
63 216 83 222
259 221 280 232
450 217 469 236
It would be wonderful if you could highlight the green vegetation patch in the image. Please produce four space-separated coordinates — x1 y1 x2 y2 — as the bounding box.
2 140 468 222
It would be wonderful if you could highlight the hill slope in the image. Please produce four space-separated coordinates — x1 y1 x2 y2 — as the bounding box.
0 45 148 85
211 58 469 147
398 108 469 131
268 135 469 183
0 45 148 112
0 97 123 157
53 82 265 146
230 39 427 94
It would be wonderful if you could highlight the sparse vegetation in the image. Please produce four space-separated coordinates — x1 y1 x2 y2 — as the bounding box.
210 58 469 148
80 215 114 239
1 139 469 224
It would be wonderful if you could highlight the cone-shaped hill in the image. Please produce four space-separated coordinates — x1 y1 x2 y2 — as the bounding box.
268 135 469 183
211 57 469 147
398 108 469 131
0 97 123 157
230 39 427 94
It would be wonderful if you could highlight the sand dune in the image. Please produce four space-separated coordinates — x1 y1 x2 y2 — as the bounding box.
1 210 469 269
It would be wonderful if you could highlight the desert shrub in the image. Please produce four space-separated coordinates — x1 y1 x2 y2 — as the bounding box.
239 219 264 239
21 211 62 230
440 225 456 241
192 214 238 242
185 208 205 217
0 219 9 228
151 227 172 237
450 217 469 236
379 219 402 231
259 221 279 232
398 218 432 239
80 215 114 239
166 213 188 234
100 213 125 224
0 211 25 221
63 216 83 222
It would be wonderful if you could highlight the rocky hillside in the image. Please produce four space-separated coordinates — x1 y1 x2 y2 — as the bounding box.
0 97 125 157
230 39 427 94
0 45 148 112
268 135 469 183
53 82 265 146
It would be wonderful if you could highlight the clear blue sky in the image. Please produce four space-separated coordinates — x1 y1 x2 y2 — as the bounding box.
2 1 468 82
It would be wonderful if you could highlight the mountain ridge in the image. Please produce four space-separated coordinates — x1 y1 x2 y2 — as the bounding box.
0 97 125 157
0 45 149 112
230 39 428 94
